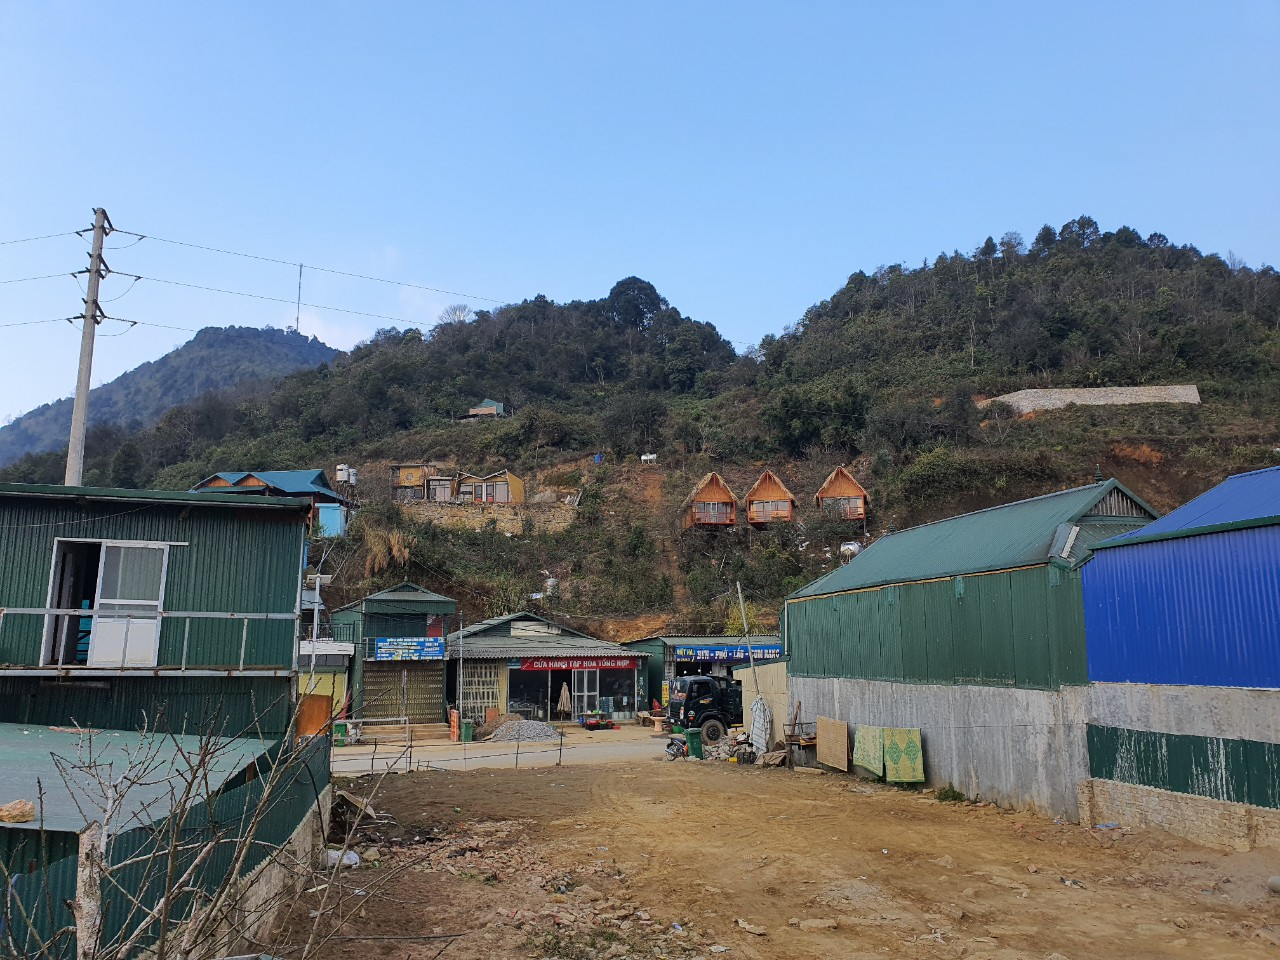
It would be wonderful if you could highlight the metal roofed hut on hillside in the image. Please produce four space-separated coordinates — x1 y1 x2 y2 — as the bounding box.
456 468 525 504
448 612 648 724
190 468 351 536
784 478 1158 819
681 472 738 530
744 470 798 526
1079 465 1280 850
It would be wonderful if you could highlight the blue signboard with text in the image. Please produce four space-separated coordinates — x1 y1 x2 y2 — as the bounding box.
374 636 446 661
671 643 783 663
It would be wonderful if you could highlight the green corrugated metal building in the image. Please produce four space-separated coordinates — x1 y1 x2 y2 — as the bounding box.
331 582 457 723
0 483 310 734
783 479 1157 818
786 480 1156 689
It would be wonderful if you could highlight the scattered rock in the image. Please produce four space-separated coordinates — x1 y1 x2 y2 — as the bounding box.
735 918 768 936
794 767 825 775
360 847 382 862
1267 876 1280 895
797 918 838 930
0 800 35 823
933 855 957 869
709 947 729 954
574 884 603 901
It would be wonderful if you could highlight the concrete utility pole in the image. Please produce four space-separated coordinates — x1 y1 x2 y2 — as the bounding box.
64 207 112 486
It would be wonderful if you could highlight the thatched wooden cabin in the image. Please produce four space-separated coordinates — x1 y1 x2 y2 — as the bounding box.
681 472 738 530
814 466 868 521
745 469 798 525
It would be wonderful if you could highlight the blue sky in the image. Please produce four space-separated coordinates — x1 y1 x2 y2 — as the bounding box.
1 2 1277 425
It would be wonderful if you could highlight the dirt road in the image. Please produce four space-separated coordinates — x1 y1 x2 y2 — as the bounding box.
279 761 1280 960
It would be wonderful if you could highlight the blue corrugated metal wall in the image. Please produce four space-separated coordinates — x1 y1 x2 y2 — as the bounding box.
1083 526 1280 687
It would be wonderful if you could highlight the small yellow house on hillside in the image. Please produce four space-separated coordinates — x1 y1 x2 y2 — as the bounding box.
457 469 525 504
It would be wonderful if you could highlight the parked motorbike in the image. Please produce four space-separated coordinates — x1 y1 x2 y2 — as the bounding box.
665 733 688 761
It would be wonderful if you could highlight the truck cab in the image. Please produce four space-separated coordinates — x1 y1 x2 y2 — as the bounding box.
668 674 743 743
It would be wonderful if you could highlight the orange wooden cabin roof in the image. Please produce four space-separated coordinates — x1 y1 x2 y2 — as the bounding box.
814 466 868 504
681 472 738 509
745 469 797 506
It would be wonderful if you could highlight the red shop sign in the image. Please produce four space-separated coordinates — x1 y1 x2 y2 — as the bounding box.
520 658 637 671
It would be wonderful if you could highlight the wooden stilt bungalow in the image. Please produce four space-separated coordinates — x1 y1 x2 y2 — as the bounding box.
814 466 869 523
681 473 738 530
745 469 798 526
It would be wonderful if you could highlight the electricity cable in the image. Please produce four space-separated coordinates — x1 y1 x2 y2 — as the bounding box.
0 231 80 246
113 230 506 303
120 273 408 323
0 272 76 285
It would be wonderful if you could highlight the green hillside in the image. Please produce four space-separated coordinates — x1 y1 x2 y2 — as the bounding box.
0 325 337 469
3 218 1277 633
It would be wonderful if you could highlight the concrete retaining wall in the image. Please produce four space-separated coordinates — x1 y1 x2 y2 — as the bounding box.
404 500 577 534
181 786 331 955
982 385 1200 415
1089 682 1280 742
1079 779 1280 851
789 677 1088 819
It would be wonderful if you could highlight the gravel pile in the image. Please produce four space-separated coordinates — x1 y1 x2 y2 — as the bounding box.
488 719 560 742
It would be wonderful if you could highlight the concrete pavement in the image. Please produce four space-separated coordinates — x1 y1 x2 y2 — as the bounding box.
331 722 673 775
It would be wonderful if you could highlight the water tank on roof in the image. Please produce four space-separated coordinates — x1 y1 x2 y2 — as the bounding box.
839 541 864 563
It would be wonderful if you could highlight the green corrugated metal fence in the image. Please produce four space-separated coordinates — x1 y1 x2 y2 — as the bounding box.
1087 724 1280 809
2 738 329 959
785 564 1088 689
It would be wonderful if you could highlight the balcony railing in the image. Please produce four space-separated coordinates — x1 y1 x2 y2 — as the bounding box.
0 606 299 676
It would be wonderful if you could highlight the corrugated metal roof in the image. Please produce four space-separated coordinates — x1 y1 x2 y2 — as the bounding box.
447 612 643 660
333 581 457 614
790 480 1156 599
625 635 782 647
0 482 309 511
0 723 272 834
1096 465 1280 549
193 469 347 504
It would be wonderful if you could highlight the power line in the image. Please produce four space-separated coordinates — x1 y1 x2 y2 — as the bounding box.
0 316 78 329
0 231 80 246
124 273 409 323
113 230 506 303
0 272 75 285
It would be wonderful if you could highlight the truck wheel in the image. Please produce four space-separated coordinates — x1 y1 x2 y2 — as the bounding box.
701 719 727 744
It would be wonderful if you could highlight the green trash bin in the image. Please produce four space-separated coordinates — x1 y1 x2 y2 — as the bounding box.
461 719 475 743
333 721 348 747
686 727 703 759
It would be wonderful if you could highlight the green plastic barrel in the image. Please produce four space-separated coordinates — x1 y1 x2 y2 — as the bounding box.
461 719 475 743
686 727 703 759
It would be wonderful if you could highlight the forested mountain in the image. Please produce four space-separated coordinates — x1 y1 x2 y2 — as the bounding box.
2 218 1276 632
0 326 337 468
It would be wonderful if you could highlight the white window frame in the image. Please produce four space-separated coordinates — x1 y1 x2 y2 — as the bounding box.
42 538 184 668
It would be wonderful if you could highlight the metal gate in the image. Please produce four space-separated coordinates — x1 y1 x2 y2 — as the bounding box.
362 662 445 723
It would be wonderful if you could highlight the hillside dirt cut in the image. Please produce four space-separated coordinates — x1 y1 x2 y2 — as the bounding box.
280 762 1280 960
